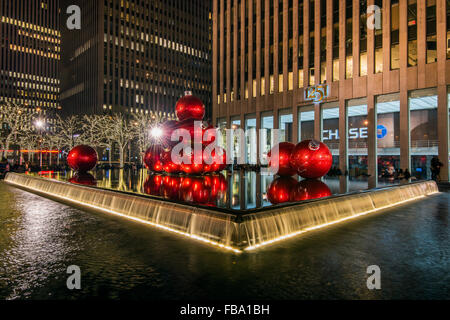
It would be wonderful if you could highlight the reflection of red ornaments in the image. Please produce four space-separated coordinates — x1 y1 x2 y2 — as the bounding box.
67 145 98 172
68 172 97 186
268 142 297 176
267 177 332 205
290 140 332 179
291 179 332 201
267 176 298 204
175 93 205 121
144 174 163 196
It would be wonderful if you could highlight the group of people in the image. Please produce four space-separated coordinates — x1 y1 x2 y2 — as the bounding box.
379 156 444 182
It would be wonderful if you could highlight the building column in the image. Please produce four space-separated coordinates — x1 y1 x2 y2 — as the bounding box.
367 94 377 188
314 104 321 141
399 0 410 171
437 0 448 181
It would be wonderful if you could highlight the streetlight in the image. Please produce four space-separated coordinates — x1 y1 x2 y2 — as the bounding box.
34 119 45 169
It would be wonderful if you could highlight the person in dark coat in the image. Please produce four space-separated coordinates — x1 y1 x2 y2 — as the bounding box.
430 156 443 182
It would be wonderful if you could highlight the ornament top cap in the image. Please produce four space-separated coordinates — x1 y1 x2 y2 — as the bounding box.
184 91 193 96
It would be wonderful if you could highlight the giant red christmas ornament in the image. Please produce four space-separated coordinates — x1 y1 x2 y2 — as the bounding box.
268 142 297 176
68 172 97 186
67 145 98 172
290 140 332 179
172 118 205 144
203 147 227 173
267 176 298 205
175 92 205 121
161 149 180 174
144 145 164 172
291 179 332 201
180 147 204 175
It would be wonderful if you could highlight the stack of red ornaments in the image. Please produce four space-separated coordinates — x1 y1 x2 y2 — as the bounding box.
144 92 227 175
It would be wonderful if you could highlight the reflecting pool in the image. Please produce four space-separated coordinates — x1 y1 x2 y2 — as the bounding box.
31 169 403 212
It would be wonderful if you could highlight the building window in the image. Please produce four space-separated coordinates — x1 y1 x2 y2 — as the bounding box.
231 117 242 163
347 98 368 179
391 0 400 70
261 112 274 164
409 88 438 179
408 0 418 66
426 0 437 64
217 118 227 149
245 116 257 164
279 110 293 143
376 93 401 180
321 102 340 168
299 107 315 141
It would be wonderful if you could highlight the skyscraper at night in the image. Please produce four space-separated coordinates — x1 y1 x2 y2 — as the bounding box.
60 0 212 119
213 0 450 183
0 0 61 130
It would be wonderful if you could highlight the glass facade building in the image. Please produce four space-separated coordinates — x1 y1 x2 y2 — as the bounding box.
213 0 450 183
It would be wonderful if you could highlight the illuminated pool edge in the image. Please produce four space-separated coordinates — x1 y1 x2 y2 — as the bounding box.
4 173 439 253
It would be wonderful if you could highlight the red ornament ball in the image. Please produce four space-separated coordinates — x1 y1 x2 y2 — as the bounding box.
268 142 297 176
161 149 181 174
144 145 164 172
267 176 298 205
180 147 204 175
175 93 205 121
172 119 205 143
290 140 332 179
291 179 332 201
67 145 98 172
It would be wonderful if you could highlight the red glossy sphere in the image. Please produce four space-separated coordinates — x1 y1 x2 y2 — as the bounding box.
172 119 205 144
291 179 332 201
161 149 181 174
144 145 164 172
267 176 298 205
180 146 204 175
268 142 297 176
67 145 98 172
68 173 97 186
290 140 333 179
203 147 227 173
175 94 205 121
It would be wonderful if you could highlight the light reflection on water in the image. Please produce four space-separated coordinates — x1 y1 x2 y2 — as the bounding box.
32 169 388 211
0 180 449 300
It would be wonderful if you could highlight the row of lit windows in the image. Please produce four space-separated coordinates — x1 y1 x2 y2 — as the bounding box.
16 90 58 101
17 29 60 44
9 44 60 60
14 81 59 93
0 71 60 85
0 16 60 37
103 33 208 60
1 96 59 109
